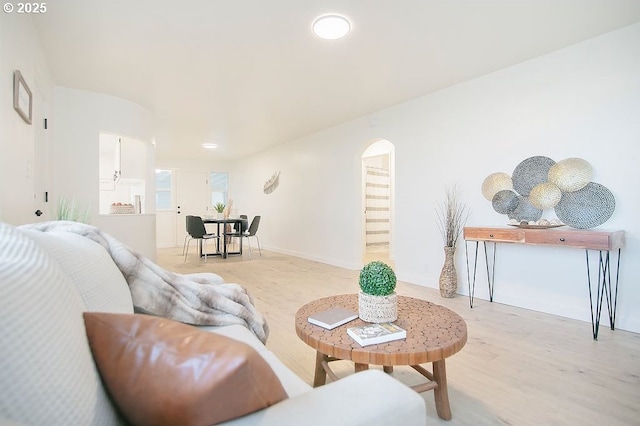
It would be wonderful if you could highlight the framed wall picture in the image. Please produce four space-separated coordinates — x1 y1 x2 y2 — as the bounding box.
13 70 32 124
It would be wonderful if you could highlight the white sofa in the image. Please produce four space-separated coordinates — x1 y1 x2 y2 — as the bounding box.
0 222 427 426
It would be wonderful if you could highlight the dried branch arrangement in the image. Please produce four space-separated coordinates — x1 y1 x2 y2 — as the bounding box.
436 185 470 248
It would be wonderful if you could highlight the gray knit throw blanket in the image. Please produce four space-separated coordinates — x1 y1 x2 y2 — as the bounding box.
20 221 269 343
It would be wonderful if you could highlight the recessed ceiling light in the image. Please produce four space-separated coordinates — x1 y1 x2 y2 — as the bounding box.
312 14 351 40
202 143 218 150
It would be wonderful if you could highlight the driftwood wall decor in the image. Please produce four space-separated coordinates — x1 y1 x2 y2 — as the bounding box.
263 171 280 194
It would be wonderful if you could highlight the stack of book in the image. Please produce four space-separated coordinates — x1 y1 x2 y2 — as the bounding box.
307 306 407 347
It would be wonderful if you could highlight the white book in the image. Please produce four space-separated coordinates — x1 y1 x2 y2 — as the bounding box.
307 307 358 330
347 322 406 346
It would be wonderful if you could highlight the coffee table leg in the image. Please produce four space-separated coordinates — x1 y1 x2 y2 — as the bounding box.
354 363 369 373
313 351 327 387
433 359 452 420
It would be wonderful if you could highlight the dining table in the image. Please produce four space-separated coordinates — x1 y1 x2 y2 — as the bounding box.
202 217 248 259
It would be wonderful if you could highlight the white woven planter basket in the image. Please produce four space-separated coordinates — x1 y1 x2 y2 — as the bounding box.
358 291 398 323
109 205 135 214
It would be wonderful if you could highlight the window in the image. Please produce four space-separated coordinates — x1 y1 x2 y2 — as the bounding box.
155 169 172 210
210 172 228 207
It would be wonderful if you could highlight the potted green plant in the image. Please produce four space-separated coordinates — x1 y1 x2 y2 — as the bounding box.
214 202 226 219
358 261 398 323
57 197 91 223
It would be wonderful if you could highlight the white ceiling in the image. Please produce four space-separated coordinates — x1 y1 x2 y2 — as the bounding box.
32 1 640 161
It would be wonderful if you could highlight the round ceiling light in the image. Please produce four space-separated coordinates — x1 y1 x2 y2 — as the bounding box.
312 14 351 40
202 143 218 150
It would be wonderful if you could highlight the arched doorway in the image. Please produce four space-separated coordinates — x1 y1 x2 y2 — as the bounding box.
362 140 395 266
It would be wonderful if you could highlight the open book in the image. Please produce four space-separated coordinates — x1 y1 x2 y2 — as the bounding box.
347 322 406 346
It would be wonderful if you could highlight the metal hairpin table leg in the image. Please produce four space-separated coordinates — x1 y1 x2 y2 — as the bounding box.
465 241 479 308
586 249 621 340
465 241 497 307
484 242 496 303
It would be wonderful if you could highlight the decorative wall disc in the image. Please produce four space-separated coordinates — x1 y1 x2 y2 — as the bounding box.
481 172 513 201
529 182 562 209
512 156 556 196
507 196 542 222
548 157 592 193
492 190 519 214
554 182 615 229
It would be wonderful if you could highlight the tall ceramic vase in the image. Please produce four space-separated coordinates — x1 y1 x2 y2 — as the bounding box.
439 246 457 298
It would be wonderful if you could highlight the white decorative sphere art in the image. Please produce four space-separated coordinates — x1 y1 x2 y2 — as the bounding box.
529 182 562 210
481 172 513 201
548 157 592 192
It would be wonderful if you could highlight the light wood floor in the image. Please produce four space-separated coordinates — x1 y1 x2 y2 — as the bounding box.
159 246 640 426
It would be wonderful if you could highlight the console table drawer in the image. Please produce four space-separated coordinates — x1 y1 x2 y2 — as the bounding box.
463 228 524 243
524 230 621 250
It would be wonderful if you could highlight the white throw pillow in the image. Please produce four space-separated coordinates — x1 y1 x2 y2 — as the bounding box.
0 222 124 425
20 229 133 313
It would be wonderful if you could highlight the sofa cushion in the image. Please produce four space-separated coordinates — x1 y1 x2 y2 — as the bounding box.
83 312 288 426
0 222 124 425
20 228 133 313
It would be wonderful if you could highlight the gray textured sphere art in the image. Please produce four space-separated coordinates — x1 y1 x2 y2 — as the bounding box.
512 156 556 197
507 196 543 222
492 190 519 214
555 182 615 229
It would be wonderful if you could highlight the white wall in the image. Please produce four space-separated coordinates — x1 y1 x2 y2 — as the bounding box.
52 87 157 259
227 23 640 333
156 157 228 172
0 14 53 224
0 16 157 260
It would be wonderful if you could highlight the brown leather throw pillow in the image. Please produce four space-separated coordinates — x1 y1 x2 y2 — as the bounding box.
83 312 288 426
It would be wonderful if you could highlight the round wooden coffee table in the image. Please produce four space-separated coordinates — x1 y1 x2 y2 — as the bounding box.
295 294 467 420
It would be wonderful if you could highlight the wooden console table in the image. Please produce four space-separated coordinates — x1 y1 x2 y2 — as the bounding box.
463 226 624 340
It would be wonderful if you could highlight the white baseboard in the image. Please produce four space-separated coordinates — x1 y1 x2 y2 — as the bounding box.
263 245 361 270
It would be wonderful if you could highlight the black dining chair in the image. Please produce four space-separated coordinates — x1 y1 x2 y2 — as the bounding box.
181 215 193 256
184 215 219 262
240 216 262 258
229 215 248 250
231 214 248 239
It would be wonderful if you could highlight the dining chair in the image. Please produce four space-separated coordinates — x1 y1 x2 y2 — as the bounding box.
240 215 262 258
184 215 219 262
230 215 248 250
181 215 193 256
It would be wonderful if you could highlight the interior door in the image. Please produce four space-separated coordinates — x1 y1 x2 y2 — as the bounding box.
175 170 208 246
33 84 51 221
363 155 390 252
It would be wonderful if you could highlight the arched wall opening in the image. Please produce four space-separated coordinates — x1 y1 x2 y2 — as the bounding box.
361 139 395 266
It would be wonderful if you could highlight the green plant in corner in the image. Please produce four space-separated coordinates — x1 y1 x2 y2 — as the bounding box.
214 202 226 213
359 261 397 296
57 197 91 223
